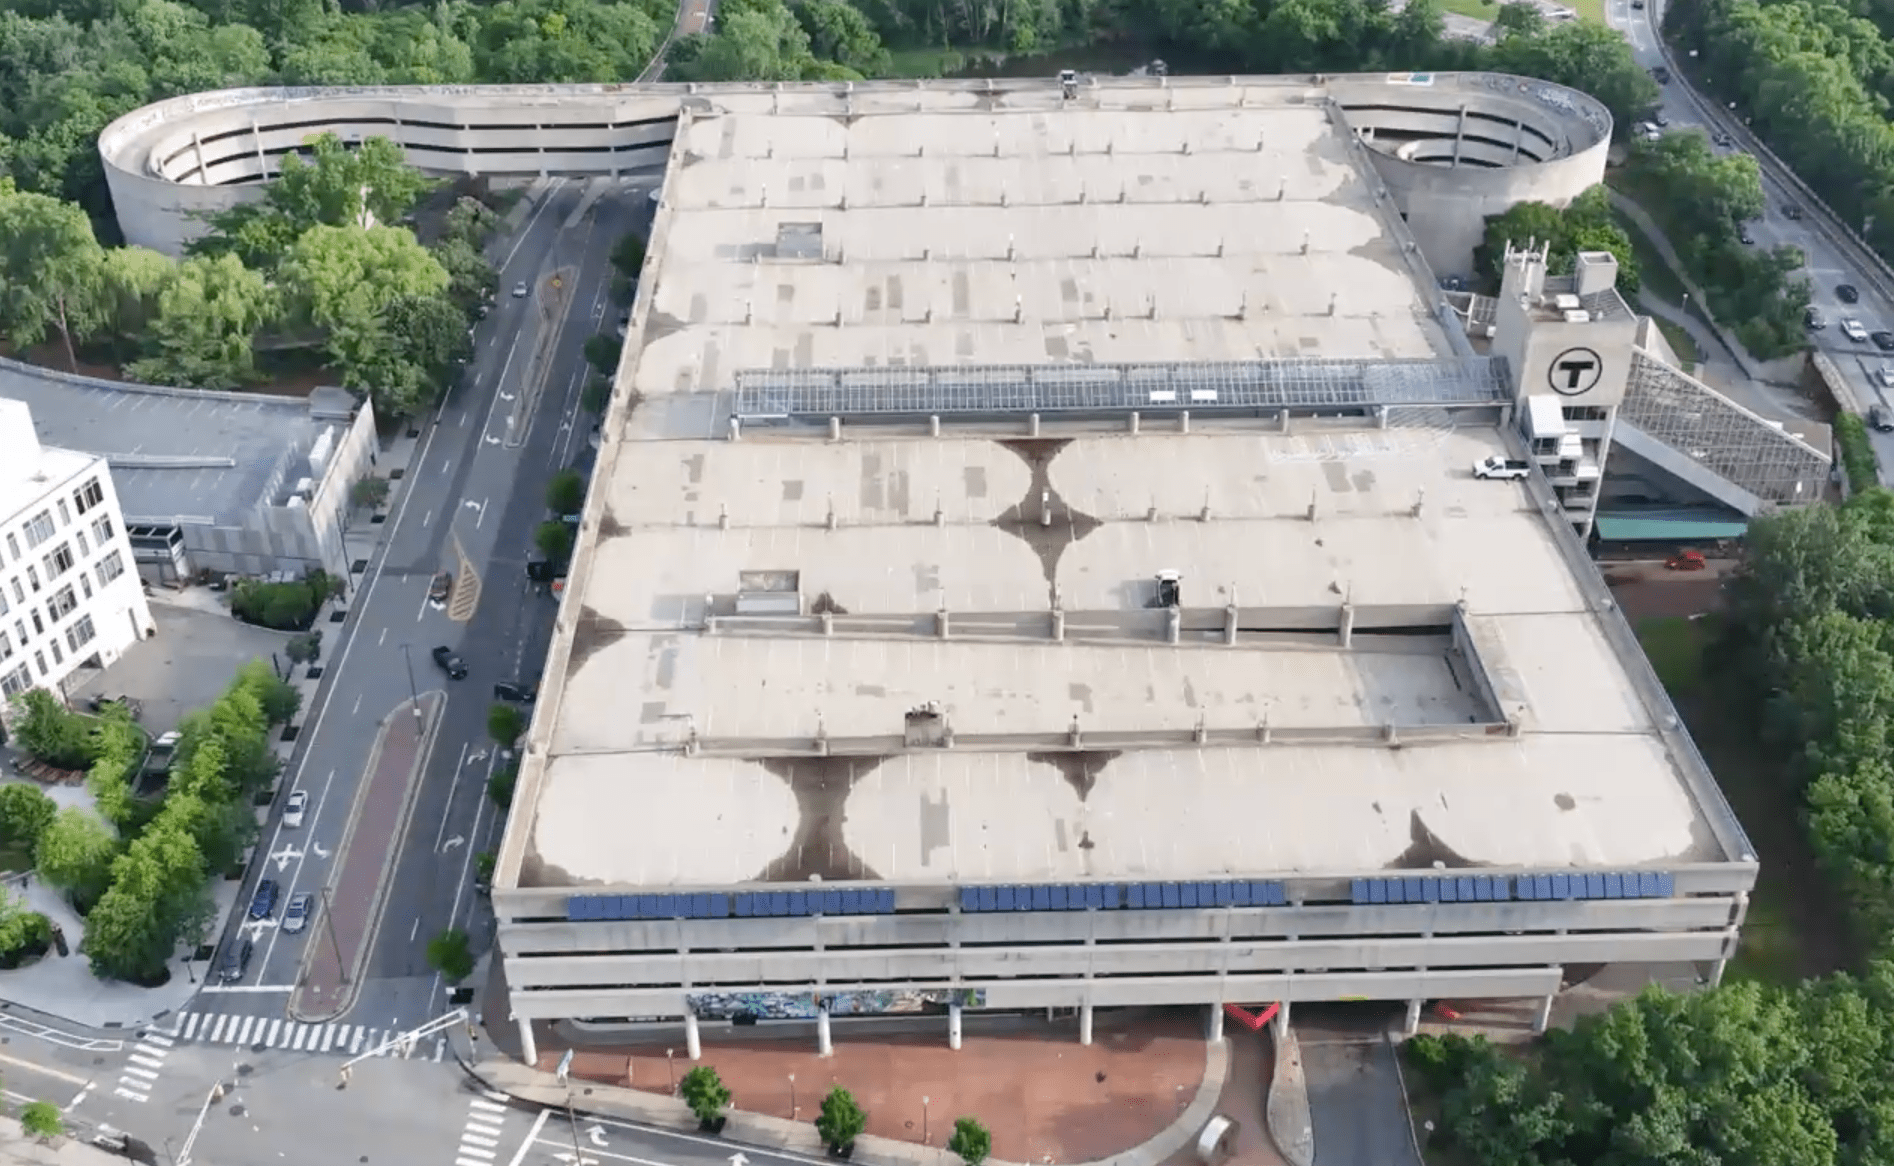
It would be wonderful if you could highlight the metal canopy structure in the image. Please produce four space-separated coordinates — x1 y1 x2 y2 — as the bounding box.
733 356 1514 423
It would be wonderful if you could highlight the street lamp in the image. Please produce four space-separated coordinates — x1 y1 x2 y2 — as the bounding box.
399 643 422 721
788 1072 797 1119
922 1095 930 1144
666 1048 676 1093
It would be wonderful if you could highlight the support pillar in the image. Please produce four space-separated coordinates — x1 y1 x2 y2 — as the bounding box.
1166 607 1182 644
1207 1003 1225 1042
1531 993 1554 1035
1079 1002 1094 1046
818 1008 833 1056
1224 604 1239 645
1272 1001 1291 1041
1404 999 1421 1037
685 1012 703 1059
1708 957 1728 988
1338 602 1355 648
949 1003 963 1050
517 1017 537 1067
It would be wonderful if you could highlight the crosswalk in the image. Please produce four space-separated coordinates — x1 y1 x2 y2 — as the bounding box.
113 1028 175 1104
172 1012 448 1061
455 1092 513 1166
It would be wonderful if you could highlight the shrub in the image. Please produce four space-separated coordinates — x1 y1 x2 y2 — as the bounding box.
610 232 647 277
582 376 612 413
487 763 517 810
34 807 118 914
350 476 390 510
8 691 99 771
0 784 58 850
19 1099 62 1139
475 850 496 886
487 703 524 748
948 1118 991 1166
815 1087 867 1151
680 1065 731 1123
1835 412 1878 495
286 631 323 666
426 927 474 982
546 469 585 516
230 571 338 631
0 895 54 968
535 520 574 564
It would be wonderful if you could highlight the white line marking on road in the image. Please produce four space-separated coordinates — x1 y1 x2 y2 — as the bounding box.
181 1014 200 1039
349 1028 365 1055
195 984 295 994
291 1024 310 1051
0 1052 90 1086
575 1111 835 1166
379 626 388 646
458 1147 497 1161
435 741 472 851
264 1019 282 1046
113 1087 148 1103
463 1133 501 1149
67 1081 93 1109
236 1016 256 1044
208 1016 229 1043
129 1054 165 1070
507 1109 552 1166
460 1159 493 1166
321 1026 337 1053
434 1039 446 1062
483 1090 510 1103
423 509 433 529
142 1033 173 1048
472 1099 508 1115
410 916 421 942
121 1067 158 1082
352 693 362 716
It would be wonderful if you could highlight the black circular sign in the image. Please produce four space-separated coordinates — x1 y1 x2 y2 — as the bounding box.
1548 347 1604 396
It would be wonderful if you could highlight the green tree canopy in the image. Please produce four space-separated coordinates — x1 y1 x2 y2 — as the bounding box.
126 252 278 389
0 178 105 369
0 784 58 851
546 469 585 515
680 1065 732 1123
815 1087 867 1150
1474 185 1641 296
948 1117 992 1166
35 806 120 914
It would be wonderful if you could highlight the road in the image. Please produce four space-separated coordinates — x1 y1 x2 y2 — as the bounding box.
1610 0 1894 469
188 179 645 1041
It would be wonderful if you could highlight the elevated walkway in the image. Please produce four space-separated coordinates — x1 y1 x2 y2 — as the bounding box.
1618 349 1829 515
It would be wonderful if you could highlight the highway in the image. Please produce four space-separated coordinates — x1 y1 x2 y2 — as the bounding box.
1609 0 1894 469
183 178 646 1041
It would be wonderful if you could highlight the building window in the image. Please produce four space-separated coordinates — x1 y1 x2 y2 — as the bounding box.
3 533 15 562
65 615 94 652
47 585 76 621
48 641 61 666
8 580 21 604
0 664 29 697
0 630 10 660
1561 405 1608 421
55 499 69 527
22 511 53 548
30 610 43 636
32 651 45 677
24 566 38 593
73 478 104 515
43 543 74 579
91 516 113 545
74 530 88 557
79 574 91 600
96 551 125 587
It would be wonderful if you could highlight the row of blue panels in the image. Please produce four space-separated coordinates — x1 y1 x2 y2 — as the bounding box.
1351 871 1676 906
957 880 1289 913
567 888 898 922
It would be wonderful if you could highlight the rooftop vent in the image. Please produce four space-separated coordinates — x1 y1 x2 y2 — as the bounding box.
1553 294 1582 311
775 222 824 261
1562 309 1591 324
736 569 802 615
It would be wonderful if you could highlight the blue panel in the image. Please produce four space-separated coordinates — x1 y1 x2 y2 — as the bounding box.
817 890 837 914
673 897 693 920
1583 873 1604 900
1473 877 1493 902
614 895 636 919
578 897 601 920
1196 882 1216 907
1656 872 1675 897
734 893 754 917
1069 885 1088 910
1158 883 1179 909
1019 886 1038 911
1180 883 1199 908
692 894 712 917
1274 883 1290 906
880 888 897 912
1083 885 1102 909
1351 878 1369 904
1550 874 1571 900
781 892 802 916
1638 872 1661 898
1388 879 1408 905
1531 874 1550 900
599 896 619 919
995 886 1015 912
566 897 590 921
845 889 864 913
1127 883 1146 909
1603 873 1624 899
769 892 791 916
1404 878 1425 902
1499 877 1516 900
1452 876 1472 901
1050 885 1069 910
1516 876 1537 901
1021 885 1042 911
1101 883 1122 908
1208 882 1228 906
632 894 655 917
1232 881 1254 907
1369 879 1387 904
978 887 998 912
709 894 730 918
1438 877 1459 903
958 888 977 912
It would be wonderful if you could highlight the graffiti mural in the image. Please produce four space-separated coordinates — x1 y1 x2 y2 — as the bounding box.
687 988 986 1020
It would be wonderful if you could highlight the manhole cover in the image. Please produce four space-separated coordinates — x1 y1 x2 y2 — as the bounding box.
351 559 368 574
228 1104 246 1117
390 468 405 480
236 1064 253 1077
371 514 387 525
306 666 323 680
329 610 347 623
281 725 300 742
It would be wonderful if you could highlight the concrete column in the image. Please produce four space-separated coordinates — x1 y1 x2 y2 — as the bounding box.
1272 1001 1291 1041
1531 994 1554 1035
1207 1003 1225 1042
1404 999 1421 1036
1708 958 1728 989
1166 607 1182 644
949 1003 963 1050
685 1013 702 1060
1338 602 1355 647
517 1017 537 1067
1224 604 1239 645
1079 1002 1094 1046
1052 609 1066 641
817 1008 833 1056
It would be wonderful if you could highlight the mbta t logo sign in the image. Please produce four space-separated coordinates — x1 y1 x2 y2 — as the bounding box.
1548 347 1604 396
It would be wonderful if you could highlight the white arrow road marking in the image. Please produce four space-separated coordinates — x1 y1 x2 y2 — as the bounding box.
312 842 330 859
442 835 465 852
270 846 302 871
586 1125 608 1147
469 749 489 764
729 1154 750 1166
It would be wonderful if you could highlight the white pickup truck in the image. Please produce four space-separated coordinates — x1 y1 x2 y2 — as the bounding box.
1472 456 1531 480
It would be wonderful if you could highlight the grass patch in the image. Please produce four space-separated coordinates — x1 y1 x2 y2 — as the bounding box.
1634 614 1859 985
0 842 32 875
1611 205 1688 306
1434 0 1602 22
884 46 967 78
1652 316 1704 365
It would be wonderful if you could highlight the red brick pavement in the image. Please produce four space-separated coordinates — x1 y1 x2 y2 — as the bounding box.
291 698 436 1020
543 1013 1211 1164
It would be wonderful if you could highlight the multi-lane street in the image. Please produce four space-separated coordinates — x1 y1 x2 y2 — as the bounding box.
186 178 645 1043
1611 0 1894 467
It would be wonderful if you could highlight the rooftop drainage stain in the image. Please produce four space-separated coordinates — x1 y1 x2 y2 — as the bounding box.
1388 810 1476 870
565 605 632 673
991 439 1100 608
1028 750 1121 802
756 756 887 882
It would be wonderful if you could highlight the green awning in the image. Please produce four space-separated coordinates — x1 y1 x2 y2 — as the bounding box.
1592 511 1750 542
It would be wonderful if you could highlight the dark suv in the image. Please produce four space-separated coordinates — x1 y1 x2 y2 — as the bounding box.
249 878 279 920
220 938 252 983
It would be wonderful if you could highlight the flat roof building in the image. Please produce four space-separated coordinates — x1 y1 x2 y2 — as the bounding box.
475 77 1763 1057
0 399 154 703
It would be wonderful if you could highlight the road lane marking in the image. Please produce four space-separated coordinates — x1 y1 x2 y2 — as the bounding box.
113 1087 147 1103
0 1014 123 1053
575 1111 833 1166
257 765 339 980
0 1051 89 1086
128 1054 164 1070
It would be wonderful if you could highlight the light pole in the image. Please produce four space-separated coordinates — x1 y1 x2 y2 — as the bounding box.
399 643 423 721
666 1048 676 1093
788 1072 797 1119
319 885 348 986
922 1095 930 1145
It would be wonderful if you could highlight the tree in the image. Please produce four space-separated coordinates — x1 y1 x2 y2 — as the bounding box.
1488 20 1660 134
609 232 647 278
582 376 612 414
1492 0 1544 39
195 134 436 269
584 333 622 374
468 0 662 83
535 520 575 564
546 469 585 515
442 196 499 248
487 703 525 748
672 0 822 82
351 476 390 511
34 807 118 914
0 178 105 370
426 927 474 981
433 237 497 310
95 245 178 357
126 253 277 390
796 0 891 76
285 632 323 665
0 894 54 967
18 1100 62 1140
680 1065 732 1125
83 821 211 983
475 850 496 886
948 1118 991 1166
487 763 517 810
1631 130 1767 238
815 1087 867 1151
0 784 58 851
8 690 97 771
1474 186 1640 297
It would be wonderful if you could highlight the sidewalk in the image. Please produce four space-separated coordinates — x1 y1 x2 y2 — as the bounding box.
471 1013 1233 1166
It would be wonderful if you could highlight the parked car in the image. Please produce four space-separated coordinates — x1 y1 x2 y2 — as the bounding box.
1839 284 1862 303
432 645 468 680
512 281 528 298
1843 318 1871 343
1651 65 1671 83
249 878 279 920
283 789 307 828
494 680 538 703
429 571 453 608
1878 366 1894 389
1713 130 1733 147
283 893 314 935
1472 456 1531 481
1806 306 1828 330
220 938 252 983
1782 204 1804 220
1738 224 1755 245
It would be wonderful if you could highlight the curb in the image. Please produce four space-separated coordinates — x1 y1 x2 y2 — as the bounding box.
469 1035 1230 1166
1264 1025 1314 1166
288 691 444 1022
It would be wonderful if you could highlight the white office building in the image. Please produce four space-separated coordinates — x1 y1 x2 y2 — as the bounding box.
0 398 155 702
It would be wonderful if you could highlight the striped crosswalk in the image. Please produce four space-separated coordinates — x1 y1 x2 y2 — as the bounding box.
172 1012 448 1061
455 1092 512 1166
113 1028 175 1104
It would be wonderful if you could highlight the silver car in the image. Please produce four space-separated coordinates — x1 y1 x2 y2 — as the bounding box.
283 789 307 828
283 893 314 935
